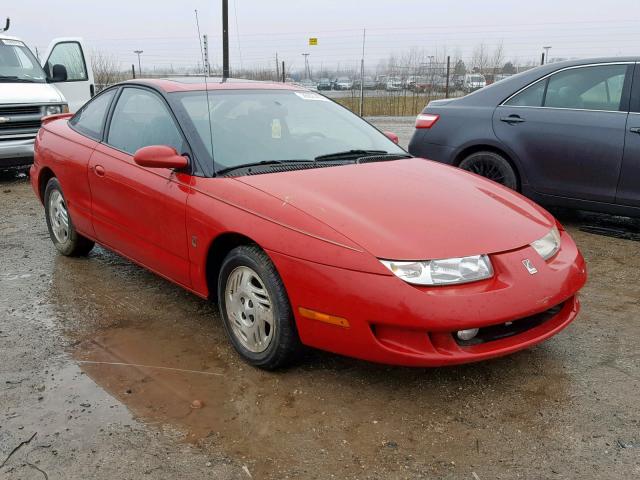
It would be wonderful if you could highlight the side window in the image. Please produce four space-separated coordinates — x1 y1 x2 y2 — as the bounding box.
505 80 547 107
107 88 183 155
45 42 88 81
69 89 115 140
544 64 629 111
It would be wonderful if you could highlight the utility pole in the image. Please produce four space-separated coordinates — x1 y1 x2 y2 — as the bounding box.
542 46 552 65
445 55 450 99
222 0 229 79
133 50 143 77
281 60 285 83
203 34 210 75
301 53 310 79
131 64 136 79
359 28 366 117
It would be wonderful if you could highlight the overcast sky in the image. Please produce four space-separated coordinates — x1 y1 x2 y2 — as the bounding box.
5 1 639 73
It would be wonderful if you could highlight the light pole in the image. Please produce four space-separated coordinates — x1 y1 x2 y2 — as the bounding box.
133 50 143 77
543 46 552 65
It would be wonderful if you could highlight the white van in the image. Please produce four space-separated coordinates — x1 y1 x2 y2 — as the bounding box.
0 31 94 171
463 73 486 93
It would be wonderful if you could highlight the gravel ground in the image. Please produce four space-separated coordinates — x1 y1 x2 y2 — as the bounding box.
1 118 639 479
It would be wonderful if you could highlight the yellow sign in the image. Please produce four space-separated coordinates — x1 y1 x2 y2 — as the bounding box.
309 37 318 46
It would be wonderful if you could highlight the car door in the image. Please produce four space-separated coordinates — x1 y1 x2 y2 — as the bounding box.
42 38 95 112
493 63 633 203
88 86 192 287
616 63 640 207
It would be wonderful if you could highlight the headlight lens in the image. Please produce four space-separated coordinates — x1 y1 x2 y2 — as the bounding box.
44 104 66 116
380 254 493 286
530 226 561 260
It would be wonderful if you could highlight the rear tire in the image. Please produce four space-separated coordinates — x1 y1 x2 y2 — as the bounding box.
459 151 518 190
217 245 300 370
44 178 95 256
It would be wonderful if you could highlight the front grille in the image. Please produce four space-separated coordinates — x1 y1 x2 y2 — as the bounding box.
0 120 41 137
455 302 565 346
0 105 42 116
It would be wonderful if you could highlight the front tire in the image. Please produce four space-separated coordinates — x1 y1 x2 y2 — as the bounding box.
459 151 518 190
218 245 300 370
44 178 95 256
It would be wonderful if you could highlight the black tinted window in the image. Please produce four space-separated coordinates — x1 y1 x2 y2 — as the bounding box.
108 88 183 155
544 64 628 111
69 89 115 139
505 80 546 107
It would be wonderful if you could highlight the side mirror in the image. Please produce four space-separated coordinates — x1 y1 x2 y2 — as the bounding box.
133 145 189 169
50 64 68 82
383 131 399 144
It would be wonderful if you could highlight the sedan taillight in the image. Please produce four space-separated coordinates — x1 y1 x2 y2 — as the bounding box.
415 113 440 129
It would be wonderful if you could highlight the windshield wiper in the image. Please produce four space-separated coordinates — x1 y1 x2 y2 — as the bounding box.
314 149 388 161
216 159 313 176
0 75 36 83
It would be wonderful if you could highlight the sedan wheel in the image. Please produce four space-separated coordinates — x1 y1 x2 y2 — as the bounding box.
459 151 518 190
218 245 300 369
44 178 95 256
225 266 275 353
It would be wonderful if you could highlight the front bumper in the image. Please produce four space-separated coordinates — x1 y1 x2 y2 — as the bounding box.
269 230 586 367
0 137 36 169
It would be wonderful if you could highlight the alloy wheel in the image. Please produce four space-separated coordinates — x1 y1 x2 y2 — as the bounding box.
48 190 70 243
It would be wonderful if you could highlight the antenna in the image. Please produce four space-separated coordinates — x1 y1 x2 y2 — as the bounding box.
194 9 216 175
1 18 10 33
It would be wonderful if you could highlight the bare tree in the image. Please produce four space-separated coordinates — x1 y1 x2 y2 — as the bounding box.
491 42 505 75
471 43 490 75
91 50 125 91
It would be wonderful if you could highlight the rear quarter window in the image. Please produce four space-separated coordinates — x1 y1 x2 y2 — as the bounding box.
69 89 115 140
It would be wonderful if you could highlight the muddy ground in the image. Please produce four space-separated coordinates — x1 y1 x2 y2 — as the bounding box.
1 119 639 479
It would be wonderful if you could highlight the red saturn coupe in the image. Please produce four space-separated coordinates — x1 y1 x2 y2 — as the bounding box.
30 78 587 369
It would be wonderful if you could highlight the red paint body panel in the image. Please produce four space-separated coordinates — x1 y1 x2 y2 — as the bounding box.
30 79 588 366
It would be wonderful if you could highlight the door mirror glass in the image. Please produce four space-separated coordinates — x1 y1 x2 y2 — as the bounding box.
133 145 189 169
45 41 87 82
51 64 68 82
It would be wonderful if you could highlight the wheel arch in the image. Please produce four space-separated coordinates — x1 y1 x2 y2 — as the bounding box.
204 231 259 302
453 144 523 190
38 167 57 204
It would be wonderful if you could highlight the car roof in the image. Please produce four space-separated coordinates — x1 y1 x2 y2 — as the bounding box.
121 77 302 93
451 57 640 107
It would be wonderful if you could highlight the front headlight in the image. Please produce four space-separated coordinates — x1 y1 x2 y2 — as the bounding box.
44 104 67 116
380 254 493 286
530 226 561 260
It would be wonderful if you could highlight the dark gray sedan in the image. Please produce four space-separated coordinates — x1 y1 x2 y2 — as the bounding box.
408 57 640 217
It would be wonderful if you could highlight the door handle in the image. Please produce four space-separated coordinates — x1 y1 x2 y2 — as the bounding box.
93 165 105 177
630 127 640 135
500 115 525 124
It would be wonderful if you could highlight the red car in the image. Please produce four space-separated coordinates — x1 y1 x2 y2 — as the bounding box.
30 78 587 369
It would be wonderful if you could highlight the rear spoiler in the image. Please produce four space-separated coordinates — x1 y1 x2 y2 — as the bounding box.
41 112 74 126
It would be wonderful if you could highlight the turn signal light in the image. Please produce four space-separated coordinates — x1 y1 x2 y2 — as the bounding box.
298 307 350 328
415 113 440 129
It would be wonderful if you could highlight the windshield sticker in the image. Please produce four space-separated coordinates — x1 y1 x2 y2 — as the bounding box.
271 119 282 139
294 91 330 101
1 39 25 47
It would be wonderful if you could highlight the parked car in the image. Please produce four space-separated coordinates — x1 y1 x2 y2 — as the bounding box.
463 73 486 92
296 79 317 90
316 77 332 91
31 78 586 369
353 76 376 90
385 77 403 91
0 32 94 172
409 57 640 217
334 77 353 90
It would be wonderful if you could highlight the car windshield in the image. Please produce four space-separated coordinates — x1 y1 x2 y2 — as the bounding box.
0 39 46 82
174 89 405 173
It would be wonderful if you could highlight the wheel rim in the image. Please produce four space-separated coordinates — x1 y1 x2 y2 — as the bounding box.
224 266 275 353
465 158 508 185
48 190 70 243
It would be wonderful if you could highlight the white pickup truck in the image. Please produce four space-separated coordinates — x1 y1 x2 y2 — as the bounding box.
0 29 94 171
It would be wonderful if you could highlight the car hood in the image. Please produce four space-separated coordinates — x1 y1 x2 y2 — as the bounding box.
0 82 64 104
238 158 555 260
